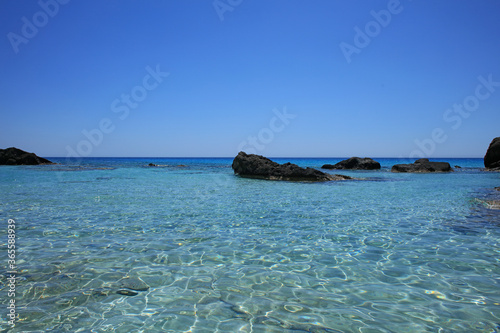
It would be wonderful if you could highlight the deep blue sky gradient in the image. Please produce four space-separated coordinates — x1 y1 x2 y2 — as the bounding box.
1 0 499 157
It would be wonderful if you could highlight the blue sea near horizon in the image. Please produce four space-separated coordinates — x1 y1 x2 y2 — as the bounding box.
1 157 500 332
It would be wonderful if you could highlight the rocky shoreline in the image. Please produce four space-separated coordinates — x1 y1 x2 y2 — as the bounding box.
3 136 499 178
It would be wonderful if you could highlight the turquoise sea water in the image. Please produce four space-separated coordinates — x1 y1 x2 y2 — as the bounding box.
1 157 499 332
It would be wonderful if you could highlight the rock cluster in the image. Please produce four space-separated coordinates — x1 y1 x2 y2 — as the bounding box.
232 152 351 181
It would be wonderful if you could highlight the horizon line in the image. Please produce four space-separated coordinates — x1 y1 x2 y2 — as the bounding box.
44 156 485 159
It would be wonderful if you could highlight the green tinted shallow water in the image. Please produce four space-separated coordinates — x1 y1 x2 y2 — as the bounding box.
1 158 499 332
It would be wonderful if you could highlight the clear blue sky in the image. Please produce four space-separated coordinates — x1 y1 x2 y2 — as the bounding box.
1 0 499 157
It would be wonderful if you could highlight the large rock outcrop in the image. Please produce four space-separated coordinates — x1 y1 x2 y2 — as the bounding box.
232 152 351 181
322 157 380 170
0 147 53 165
484 137 500 170
391 158 452 173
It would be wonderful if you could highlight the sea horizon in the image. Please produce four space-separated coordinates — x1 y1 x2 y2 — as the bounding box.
42 156 486 159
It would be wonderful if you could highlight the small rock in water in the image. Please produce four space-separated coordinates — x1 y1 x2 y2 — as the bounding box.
148 163 157 167
454 165 461 168
485 200 500 210
116 289 139 296
322 157 381 170
391 158 452 173
118 277 149 291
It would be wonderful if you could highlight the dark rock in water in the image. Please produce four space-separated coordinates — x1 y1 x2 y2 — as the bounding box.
116 289 139 296
232 151 352 181
484 137 500 170
495 187 500 191
322 157 380 170
454 165 461 169
148 163 157 167
391 158 452 173
0 147 53 165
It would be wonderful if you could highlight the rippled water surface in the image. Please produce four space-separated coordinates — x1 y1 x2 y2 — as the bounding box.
1 158 499 332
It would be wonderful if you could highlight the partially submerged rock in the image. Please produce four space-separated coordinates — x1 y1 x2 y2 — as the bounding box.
118 277 149 291
322 157 380 170
391 158 452 173
0 147 53 165
116 289 139 296
232 152 351 181
484 137 500 170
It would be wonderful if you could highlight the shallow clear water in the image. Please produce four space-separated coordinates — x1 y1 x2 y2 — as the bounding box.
1 158 499 332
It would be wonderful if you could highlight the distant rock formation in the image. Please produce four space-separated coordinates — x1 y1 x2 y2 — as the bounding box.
391 158 452 173
484 200 500 210
322 157 381 170
232 152 352 181
0 147 53 165
484 137 500 170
